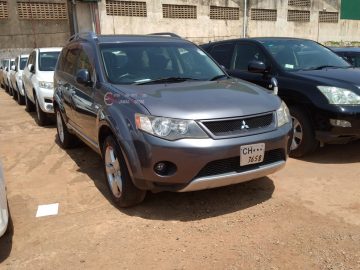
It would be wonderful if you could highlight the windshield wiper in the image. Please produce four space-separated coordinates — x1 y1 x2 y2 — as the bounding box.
134 77 199 85
308 65 343 70
210 74 229 81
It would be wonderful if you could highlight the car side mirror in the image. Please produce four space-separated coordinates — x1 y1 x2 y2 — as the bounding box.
28 64 35 73
248 60 267 74
270 77 279 95
5 67 8 72
76 69 92 86
0 66 3 70
11 65 16 71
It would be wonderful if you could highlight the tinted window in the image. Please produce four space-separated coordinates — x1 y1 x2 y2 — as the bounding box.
100 42 224 84
63 48 80 75
209 43 235 68
234 43 267 70
20 57 28 70
344 53 360 67
39 51 60 71
260 39 350 71
77 49 93 79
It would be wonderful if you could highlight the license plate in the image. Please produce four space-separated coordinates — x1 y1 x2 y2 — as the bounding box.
240 143 265 166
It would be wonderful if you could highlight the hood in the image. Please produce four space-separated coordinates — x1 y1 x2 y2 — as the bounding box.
36 71 55 83
113 79 281 120
295 68 360 90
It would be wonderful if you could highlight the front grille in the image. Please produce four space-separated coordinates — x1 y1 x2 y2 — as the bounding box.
195 149 285 178
202 113 274 137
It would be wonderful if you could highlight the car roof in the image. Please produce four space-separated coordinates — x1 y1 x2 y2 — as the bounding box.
93 34 190 44
331 47 360 53
203 37 316 46
37 47 62 53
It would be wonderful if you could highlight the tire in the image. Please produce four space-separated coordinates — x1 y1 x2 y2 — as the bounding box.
55 108 79 149
17 87 25 105
289 106 319 158
12 88 17 100
34 94 49 126
102 135 146 207
24 89 35 112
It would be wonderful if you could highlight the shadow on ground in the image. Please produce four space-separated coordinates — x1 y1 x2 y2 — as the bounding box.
298 140 360 164
58 136 275 221
0 209 14 264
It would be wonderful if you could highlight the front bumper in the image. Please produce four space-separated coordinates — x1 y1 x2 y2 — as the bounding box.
314 106 360 144
130 122 292 192
36 87 54 113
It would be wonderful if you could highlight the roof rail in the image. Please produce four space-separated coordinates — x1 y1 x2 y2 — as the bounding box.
148 32 182 38
69 32 97 42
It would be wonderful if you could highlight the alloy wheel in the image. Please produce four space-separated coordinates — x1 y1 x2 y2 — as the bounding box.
105 146 123 198
291 116 303 151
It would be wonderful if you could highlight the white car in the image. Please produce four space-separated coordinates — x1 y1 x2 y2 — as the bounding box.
1 59 11 91
9 54 29 105
23 47 62 126
6 58 15 93
0 164 9 237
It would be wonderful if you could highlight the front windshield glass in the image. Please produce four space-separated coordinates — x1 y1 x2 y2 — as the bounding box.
39 52 60 71
20 57 28 70
100 42 225 84
260 39 351 71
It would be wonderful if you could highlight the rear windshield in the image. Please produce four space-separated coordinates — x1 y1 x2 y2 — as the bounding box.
39 52 60 71
100 42 224 84
20 57 28 70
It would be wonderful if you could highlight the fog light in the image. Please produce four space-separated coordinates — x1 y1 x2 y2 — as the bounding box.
153 161 177 176
155 162 166 173
330 119 352 128
46 104 53 111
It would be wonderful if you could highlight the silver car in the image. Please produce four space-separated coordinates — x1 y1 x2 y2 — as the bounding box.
0 163 9 237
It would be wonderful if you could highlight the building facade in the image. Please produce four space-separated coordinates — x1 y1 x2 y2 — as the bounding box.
1 0 360 56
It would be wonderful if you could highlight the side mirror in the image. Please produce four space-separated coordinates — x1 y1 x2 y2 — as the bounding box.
76 69 92 86
248 60 267 74
0 66 3 70
270 77 279 95
11 65 16 71
28 64 35 73
5 67 8 72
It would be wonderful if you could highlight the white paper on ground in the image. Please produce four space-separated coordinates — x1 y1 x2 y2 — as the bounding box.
36 203 59 217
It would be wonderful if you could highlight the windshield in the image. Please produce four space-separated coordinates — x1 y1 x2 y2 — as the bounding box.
260 39 351 71
20 57 28 70
39 51 60 71
100 42 225 84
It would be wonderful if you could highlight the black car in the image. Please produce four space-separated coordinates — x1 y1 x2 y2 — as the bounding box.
53 33 292 207
202 37 360 157
331 47 360 67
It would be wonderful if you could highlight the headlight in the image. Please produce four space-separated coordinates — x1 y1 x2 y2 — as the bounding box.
276 101 290 127
135 114 208 140
39 81 54 89
317 86 360 105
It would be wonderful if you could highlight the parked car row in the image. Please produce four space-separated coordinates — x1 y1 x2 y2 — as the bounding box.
1 33 359 207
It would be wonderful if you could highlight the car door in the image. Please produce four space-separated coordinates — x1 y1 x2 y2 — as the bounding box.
59 45 81 126
227 42 273 90
23 52 35 101
72 45 98 143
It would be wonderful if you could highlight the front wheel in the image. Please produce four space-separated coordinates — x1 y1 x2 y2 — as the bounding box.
34 95 49 126
24 89 35 112
55 109 79 149
289 106 319 158
102 136 146 207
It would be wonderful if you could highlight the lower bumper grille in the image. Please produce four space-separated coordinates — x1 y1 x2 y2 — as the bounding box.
195 149 285 178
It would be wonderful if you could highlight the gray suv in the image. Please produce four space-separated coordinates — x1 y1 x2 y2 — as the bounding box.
54 33 293 207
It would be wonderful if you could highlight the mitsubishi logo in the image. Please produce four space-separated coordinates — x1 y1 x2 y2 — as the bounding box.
240 120 250 130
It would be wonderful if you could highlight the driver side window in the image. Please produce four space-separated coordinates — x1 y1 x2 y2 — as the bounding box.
232 43 267 70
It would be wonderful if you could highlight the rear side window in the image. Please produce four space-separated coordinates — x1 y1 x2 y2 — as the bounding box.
20 57 28 70
39 51 60 71
209 43 235 68
63 48 80 75
233 43 267 70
